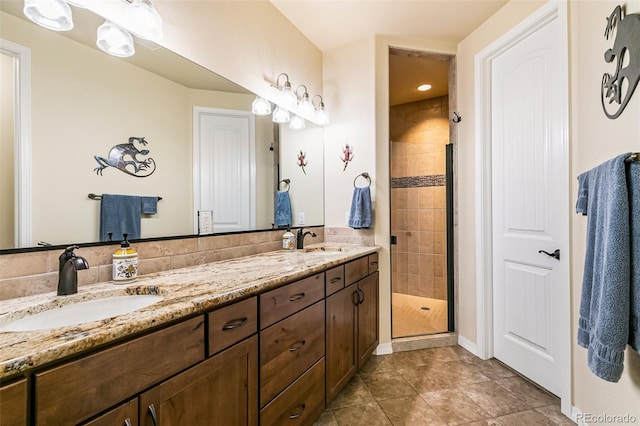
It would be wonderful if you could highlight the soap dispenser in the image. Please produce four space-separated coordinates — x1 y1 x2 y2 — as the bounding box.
112 233 138 283
282 227 295 251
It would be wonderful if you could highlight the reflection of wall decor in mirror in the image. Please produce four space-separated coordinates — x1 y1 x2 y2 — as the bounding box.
341 144 354 171
601 4 640 119
94 137 156 177
0 3 324 251
297 150 308 174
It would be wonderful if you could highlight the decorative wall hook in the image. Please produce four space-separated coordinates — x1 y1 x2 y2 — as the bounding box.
297 150 308 174
341 143 354 171
451 112 462 123
601 4 640 119
94 136 156 177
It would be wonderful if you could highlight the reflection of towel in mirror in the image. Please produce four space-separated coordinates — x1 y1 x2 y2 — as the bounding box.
348 187 372 229
141 196 158 215
628 162 640 353
274 191 292 227
100 194 142 241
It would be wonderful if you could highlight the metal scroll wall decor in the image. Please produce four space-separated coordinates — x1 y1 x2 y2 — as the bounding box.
601 4 640 119
94 136 157 177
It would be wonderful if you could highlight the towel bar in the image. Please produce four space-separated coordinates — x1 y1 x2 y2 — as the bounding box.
88 193 163 201
353 172 371 188
625 152 640 163
278 179 291 192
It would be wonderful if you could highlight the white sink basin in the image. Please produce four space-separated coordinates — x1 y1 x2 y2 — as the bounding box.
0 295 163 332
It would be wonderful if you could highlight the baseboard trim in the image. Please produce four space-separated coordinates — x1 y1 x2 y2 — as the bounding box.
374 342 393 355
457 335 479 357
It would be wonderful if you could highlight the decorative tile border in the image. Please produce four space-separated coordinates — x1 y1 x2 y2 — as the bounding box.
391 175 446 188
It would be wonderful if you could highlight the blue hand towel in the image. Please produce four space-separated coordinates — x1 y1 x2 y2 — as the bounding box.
274 190 292 227
628 162 640 352
348 186 372 229
576 152 631 382
141 196 158 215
100 194 142 241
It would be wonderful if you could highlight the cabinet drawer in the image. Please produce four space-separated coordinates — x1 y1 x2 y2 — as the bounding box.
260 301 325 407
345 257 368 286
0 378 27 426
35 316 205 425
208 296 257 355
325 265 345 297
260 358 325 426
260 273 324 329
81 398 138 426
368 252 379 274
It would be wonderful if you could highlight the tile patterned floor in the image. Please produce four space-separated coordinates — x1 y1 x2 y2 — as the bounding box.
314 345 574 426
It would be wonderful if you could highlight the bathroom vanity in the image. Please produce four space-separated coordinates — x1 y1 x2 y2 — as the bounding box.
0 245 379 425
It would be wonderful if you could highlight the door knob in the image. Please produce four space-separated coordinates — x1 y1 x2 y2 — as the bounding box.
538 249 560 260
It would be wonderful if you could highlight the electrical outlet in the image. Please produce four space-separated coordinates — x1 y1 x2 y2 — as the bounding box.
298 212 305 225
198 210 213 235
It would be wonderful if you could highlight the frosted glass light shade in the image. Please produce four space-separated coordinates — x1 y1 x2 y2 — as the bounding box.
251 96 272 115
65 0 93 8
278 85 298 110
97 21 135 58
289 115 305 130
23 0 73 31
297 93 314 117
125 0 163 41
314 106 330 126
272 106 290 124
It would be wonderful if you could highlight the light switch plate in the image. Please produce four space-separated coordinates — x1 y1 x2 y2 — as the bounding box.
298 212 305 225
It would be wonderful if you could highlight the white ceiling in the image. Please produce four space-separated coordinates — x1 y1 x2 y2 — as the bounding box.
270 0 508 52
271 0 508 105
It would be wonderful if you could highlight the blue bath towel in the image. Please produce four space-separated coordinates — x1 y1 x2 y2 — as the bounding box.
576 152 631 382
141 196 158 215
100 194 142 241
628 162 640 352
348 187 372 229
274 190 292 227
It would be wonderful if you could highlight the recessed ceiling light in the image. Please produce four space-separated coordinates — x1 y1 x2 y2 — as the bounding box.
417 84 432 92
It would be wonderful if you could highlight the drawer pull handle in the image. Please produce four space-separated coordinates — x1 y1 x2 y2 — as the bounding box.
358 288 365 304
124 419 132 426
289 340 306 352
330 277 342 283
148 404 158 426
289 292 306 302
289 403 306 419
370 261 378 265
352 290 360 306
222 317 248 331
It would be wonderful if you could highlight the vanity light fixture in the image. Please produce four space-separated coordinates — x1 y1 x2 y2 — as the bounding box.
124 0 163 41
65 0 93 8
295 85 315 117
251 96 272 116
289 114 306 130
312 95 330 126
23 0 73 31
272 106 291 124
273 73 298 110
417 84 432 91
96 20 135 58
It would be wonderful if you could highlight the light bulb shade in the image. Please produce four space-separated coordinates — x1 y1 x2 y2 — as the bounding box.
297 94 314 117
23 0 73 31
289 115 306 130
251 96 272 115
314 107 330 126
97 21 135 58
65 0 93 8
125 0 163 41
272 106 290 124
278 83 298 110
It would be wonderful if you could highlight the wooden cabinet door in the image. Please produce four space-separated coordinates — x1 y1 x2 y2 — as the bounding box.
82 398 138 426
357 272 379 369
0 379 27 426
325 284 357 404
139 335 258 426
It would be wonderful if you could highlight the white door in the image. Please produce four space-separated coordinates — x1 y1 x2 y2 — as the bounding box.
490 8 568 396
193 107 256 233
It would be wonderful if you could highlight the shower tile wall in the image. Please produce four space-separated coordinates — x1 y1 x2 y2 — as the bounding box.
390 96 449 300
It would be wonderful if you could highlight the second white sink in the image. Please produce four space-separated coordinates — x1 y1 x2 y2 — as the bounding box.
0 295 163 332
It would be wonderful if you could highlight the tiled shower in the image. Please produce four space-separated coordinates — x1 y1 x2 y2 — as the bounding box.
390 95 450 337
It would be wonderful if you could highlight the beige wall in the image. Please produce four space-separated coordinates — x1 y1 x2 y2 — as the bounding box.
457 0 640 418
0 53 15 248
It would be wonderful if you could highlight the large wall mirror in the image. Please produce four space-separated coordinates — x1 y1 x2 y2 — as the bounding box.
0 2 324 251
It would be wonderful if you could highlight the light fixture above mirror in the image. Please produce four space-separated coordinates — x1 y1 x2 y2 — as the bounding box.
96 20 134 57
260 73 329 127
23 0 73 31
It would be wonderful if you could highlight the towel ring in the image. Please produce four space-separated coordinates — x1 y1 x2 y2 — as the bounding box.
278 179 291 192
353 172 371 188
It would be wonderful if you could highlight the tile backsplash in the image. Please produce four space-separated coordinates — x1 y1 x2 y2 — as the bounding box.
0 227 326 300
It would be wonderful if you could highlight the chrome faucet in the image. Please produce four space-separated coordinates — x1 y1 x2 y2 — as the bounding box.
296 228 317 249
57 246 89 296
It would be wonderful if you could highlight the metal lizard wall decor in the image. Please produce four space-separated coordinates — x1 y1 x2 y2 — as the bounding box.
601 4 640 119
94 136 157 177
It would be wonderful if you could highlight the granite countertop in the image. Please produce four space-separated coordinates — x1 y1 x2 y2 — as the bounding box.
0 244 379 379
